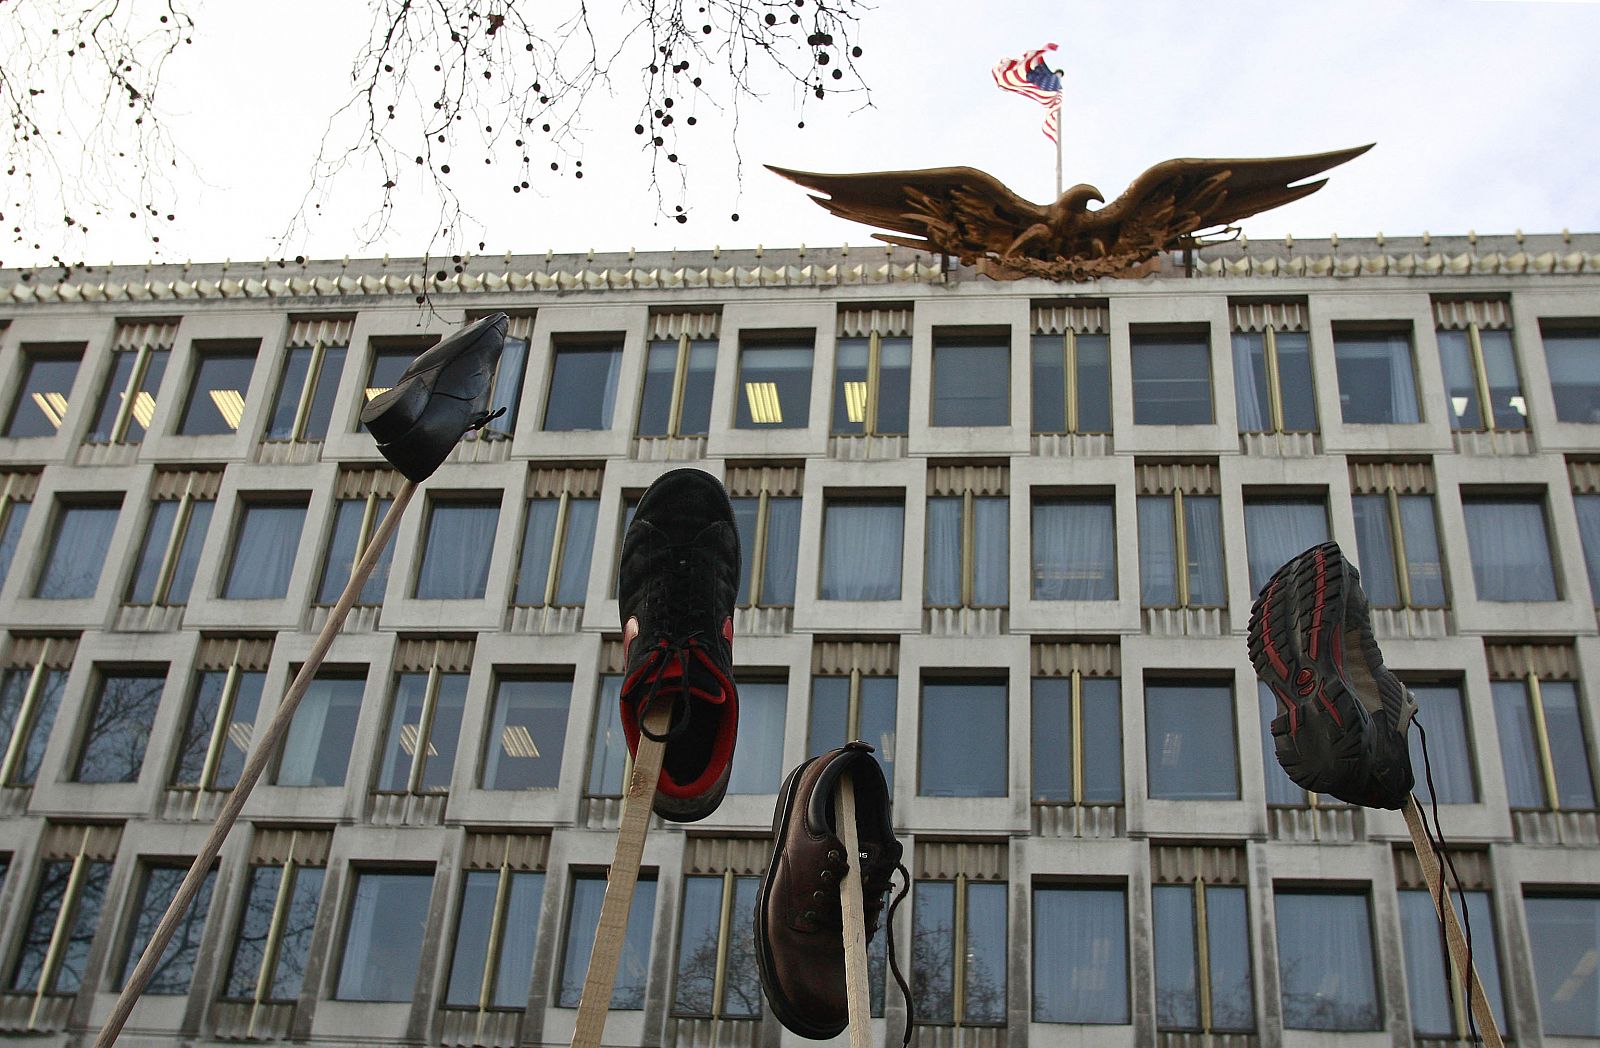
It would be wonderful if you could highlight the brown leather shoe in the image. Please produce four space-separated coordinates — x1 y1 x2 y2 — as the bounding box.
755 741 904 1039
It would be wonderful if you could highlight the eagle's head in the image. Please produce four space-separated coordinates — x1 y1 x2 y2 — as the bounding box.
1056 183 1105 213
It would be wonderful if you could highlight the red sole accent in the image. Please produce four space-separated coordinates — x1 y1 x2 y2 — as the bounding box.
1260 582 1290 679
1308 547 1327 660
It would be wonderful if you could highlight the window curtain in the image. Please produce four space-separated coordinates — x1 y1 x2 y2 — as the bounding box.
1244 500 1329 595
918 682 1007 797
488 335 530 434
514 499 560 604
1437 329 1481 429
128 501 179 603
1274 332 1317 432
1405 684 1476 803
1231 332 1271 432
1081 679 1123 803
761 497 801 604
1478 330 1526 429
554 498 598 606
911 882 956 1021
963 882 1007 1022
971 497 1008 606
672 876 722 1014
1577 495 1600 599
730 498 759 606
1523 896 1600 1036
1491 681 1546 808
587 676 628 797
38 504 120 598
1030 678 1072 801
1463 500 1557 601
1032 887 1128 1023
1030 334 1066 434
1542 681 1598 808
1137 496 1178 606
678 341 717 435
1275 893 1379 1030
636 341 678 437
166 500 213 604
821 503 903 600
225 504 304 599
337 873 430 1001
1075 334 1112 433
1350 496 1400 606
1154 885 1199 1028
1544 333 1600 422
492 872 542 1007
924 498 962 605
445 872 498 1006
559 877 655 1008
416 502 499 599
1397 495 1446 606
1205 886 1254 1030
1184 495 1226 606
726 681 785 794
1398 889 1454 1036
1336 334 1419 424
1145 683 1238 800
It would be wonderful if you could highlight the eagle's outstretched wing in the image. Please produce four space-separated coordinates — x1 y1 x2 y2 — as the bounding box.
765 165 1051 257
1084 144 1374 252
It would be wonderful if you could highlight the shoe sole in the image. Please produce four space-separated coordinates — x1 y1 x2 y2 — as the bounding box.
1247 542 1375 798
754 755 847 1040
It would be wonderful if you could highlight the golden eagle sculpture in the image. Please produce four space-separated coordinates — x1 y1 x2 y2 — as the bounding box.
768 144 1372 281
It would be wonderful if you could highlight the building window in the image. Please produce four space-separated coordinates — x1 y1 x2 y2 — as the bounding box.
638 330 716 438
1031 496 1115 600
1146 679 1238 800
1333 328 1420 424
913 875 1006 1025
222 500 307 600
673 872 762 1019
6 348 80 438
1258 682 1312 806
1570 497 1600 610
275 673 366 787
0 473 36 589
0 649 69 788
736 339 812 429
586 674 627 799
1131 329 1212 425
926 483 1007 609
364 341 425 411
1462 495 1559 601
482 676 570 790
1437 321 1527 432
1542 326 1600 423
1492 674 1596 811
1404 682 1478 804
1398 888 1507 1037
179 345 256 435
170 661 266 792
445 858 544 1010
1031 314 1110 434
415 498 500 599
1231 309 1316 433
919 678 1006 798
516 494 598 607
265 318 349 441
1137 489 1225 608
1242 496 1329 595
1274 890 1380 1030
115 864 217 994
375 667 467 795
87 321 173 443
819 499 903 600
35 500 120 599
727 679 785 795
544 339 623 431
1523 894 1600 1036
472 314 530 439
612 494 641 588
9 853 114 994
557 872 656 1008
222 853 326 1004
126 474 217 606
728 469 802 608
834 316 911 435
318 497 397 606
1154 879 1253 1033
1031 673 1121 804
1033 884 1126 1023
335 869 435 1002
72 667 166 784
931 333 1008 426
1350 468 1447 609
809 673 897 795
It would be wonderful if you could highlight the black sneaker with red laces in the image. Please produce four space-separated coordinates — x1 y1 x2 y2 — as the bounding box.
1248 541 1417 810
617 468 741 822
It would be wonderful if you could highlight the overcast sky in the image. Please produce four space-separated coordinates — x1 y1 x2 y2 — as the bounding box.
7 0 1600 268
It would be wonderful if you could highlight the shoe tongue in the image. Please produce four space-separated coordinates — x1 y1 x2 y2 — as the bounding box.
655 654 728 705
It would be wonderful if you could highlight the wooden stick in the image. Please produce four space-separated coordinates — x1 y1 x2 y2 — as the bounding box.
837 777 873 1048
570 704 669 1048
1401 796 1505 1048
93 480 418 1048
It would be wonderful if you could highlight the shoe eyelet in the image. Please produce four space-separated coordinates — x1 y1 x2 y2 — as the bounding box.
813 890 827 901
804 909 817 922
820 870 835 885
827 850 843 863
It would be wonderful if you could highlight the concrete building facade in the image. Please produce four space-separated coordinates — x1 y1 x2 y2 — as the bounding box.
0 233 1597 1048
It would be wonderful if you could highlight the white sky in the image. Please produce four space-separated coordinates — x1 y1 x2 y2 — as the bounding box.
7 0 1600 267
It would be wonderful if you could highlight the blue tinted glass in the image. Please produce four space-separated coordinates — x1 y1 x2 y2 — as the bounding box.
919 680 1006 797
36 503 119 598
336 871 434 1001
544 344 621 431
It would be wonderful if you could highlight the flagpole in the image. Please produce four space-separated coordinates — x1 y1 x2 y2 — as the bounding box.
1055 99 1063 197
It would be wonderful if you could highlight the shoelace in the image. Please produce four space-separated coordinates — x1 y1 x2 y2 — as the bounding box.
634 632 709 745
466 405 507 431
884 861 915 1047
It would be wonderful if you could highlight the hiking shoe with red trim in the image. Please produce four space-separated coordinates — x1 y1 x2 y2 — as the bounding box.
1248 541 1417 810
617 468 741 822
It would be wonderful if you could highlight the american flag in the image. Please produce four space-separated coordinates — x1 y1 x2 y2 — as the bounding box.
992 42 1062 143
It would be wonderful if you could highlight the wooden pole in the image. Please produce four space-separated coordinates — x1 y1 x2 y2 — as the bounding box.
92 480 417 1048
836 777 873 1048
1401 797 1505 1048
570 704 669 1048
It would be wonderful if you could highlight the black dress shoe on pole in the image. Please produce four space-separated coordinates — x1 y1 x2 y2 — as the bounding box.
360 312 510 482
